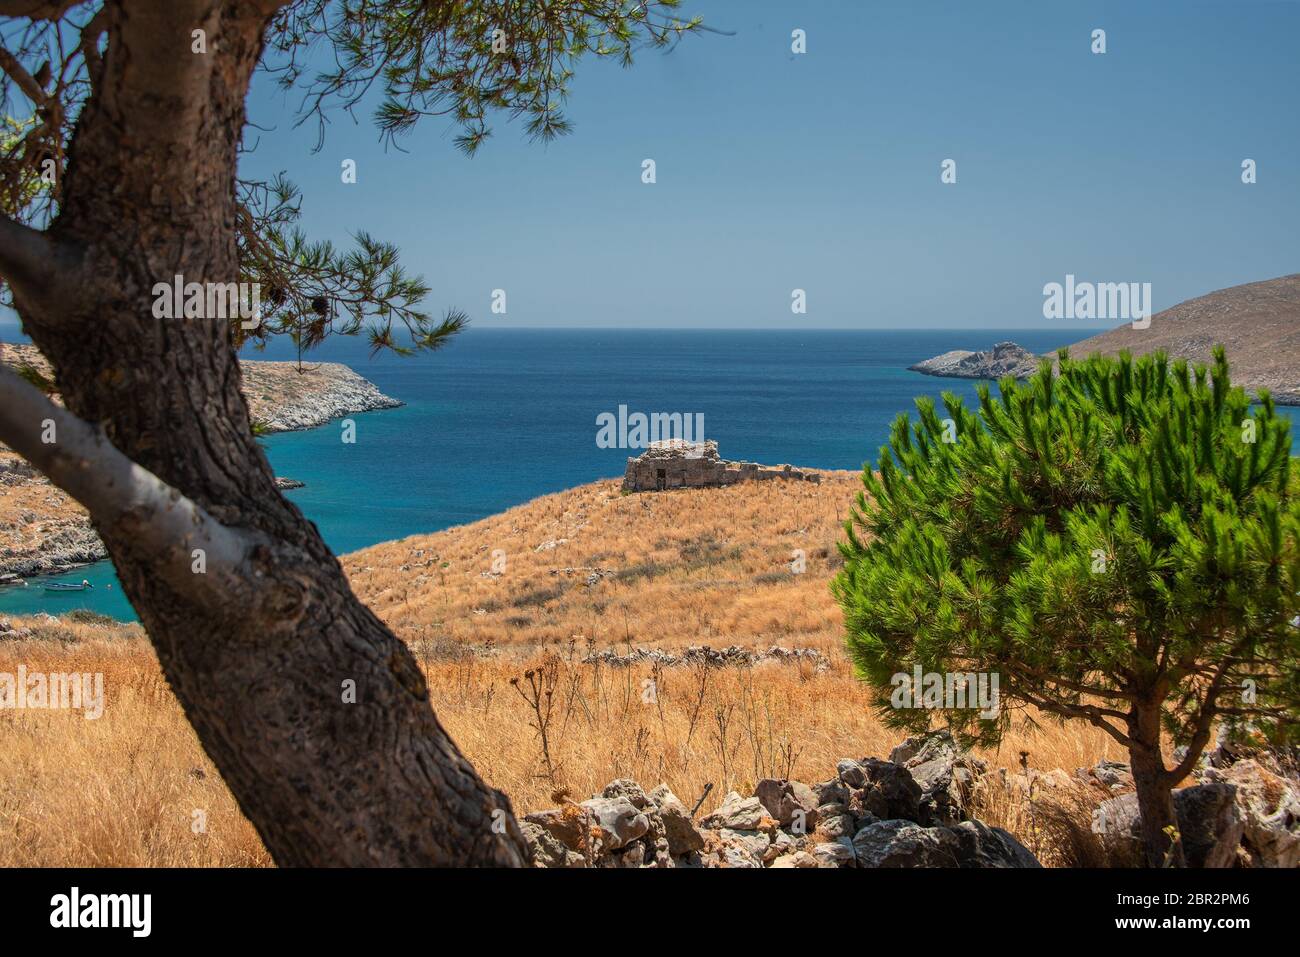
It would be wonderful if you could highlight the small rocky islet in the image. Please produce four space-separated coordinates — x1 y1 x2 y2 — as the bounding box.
907 340 1042 380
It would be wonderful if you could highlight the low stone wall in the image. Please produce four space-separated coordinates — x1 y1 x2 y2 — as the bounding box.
521 730 1037 868
582 643 830 672
521 730 1300 868
622 440 821 493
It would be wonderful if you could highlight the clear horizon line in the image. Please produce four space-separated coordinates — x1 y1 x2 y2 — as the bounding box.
0 324 1114 341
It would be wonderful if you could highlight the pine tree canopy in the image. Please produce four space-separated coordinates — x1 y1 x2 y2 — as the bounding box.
833 346 1300 767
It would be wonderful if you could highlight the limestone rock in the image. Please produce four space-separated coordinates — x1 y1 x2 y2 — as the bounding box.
887 730 986 825
1213 760 1300 868
754 778 820 831
813 778 849 806
521 821 585 868
764 829 797 862
1094 783 1244 868
857 758 923 823
812 839 857 868
852 820 962 868
524 806 588 851
580 796 650 851
836 759 868 789
719 828 771 861
850 817 1040 869
1076 758 1135 796
700 793 767 831
815 811 856 840
888 730 958 767
949 820 1042 868
648 784 705 855
603 779 653 810
1175 783 1244 869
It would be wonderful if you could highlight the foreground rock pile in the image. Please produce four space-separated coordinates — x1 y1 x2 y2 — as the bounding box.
522 729 1300 868
521 730 1040 868
1088 747 1300 868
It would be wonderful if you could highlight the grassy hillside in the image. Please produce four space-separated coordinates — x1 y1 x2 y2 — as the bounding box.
1064 273 1300 402
0 476 1128 866
344 473 860 651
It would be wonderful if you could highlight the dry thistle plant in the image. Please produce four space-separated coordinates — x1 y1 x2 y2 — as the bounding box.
510 653 562 787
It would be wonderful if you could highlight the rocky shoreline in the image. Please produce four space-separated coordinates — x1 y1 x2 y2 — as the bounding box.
908 340 1042 380
0 454 108 579
0 343 400 579
241 360 402 432
0 343 402 434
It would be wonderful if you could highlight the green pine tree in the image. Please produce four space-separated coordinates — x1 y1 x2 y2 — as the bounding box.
833 347 1300 867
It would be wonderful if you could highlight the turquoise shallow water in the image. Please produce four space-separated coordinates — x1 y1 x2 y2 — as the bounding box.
3 328 1296 622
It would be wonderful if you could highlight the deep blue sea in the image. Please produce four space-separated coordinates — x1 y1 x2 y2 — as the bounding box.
5 328 1296 622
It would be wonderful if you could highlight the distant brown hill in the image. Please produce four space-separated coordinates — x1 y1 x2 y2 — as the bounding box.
1063 274 1300 404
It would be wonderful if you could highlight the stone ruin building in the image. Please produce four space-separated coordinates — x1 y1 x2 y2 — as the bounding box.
622 440 820 492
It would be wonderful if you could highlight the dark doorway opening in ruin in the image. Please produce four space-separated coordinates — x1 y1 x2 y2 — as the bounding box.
656 469 666 491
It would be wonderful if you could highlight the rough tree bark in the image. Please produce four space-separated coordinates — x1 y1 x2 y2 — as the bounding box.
1 1 527 866
1128 702 1184 868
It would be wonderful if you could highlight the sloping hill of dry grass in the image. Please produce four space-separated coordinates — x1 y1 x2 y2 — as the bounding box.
0 477 1130 866
1064 273 1300 402
345 473 860 653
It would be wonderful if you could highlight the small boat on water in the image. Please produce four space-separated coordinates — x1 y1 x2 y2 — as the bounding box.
44 579 93 593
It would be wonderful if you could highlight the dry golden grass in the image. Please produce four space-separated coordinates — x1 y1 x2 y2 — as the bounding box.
417 642 1126 863
345 474 862 651
0 478 1128 867
0 619 270 867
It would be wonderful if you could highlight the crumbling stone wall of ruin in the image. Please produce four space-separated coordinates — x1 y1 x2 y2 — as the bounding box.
622 440 820 492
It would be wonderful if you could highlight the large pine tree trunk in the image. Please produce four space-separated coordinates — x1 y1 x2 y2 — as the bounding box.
9 1 526 867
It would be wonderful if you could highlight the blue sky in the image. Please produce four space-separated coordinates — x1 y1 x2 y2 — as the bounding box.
6 0 1299 335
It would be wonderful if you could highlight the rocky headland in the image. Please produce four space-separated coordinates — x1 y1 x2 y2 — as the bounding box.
0 342 401 433
1062 273 1300 405
241 360 401 432
0 342 400 578
907 274 1300 404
